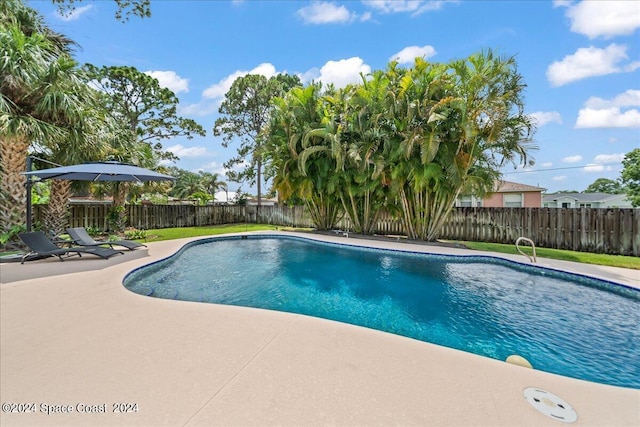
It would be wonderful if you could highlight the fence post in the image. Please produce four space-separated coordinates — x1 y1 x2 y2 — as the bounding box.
59 204 638 256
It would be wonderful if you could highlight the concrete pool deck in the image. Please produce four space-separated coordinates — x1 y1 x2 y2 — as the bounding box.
1 231 638 426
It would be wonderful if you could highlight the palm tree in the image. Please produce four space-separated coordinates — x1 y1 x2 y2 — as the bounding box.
335 73 392 234
267 84 343 230
199 171 227 201
171 171 205 200
42 106 113 235
387 53 535 240
265 53 534 239
1 0 91 235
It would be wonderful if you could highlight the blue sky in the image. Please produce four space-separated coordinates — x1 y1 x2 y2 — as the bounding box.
30 0 639 194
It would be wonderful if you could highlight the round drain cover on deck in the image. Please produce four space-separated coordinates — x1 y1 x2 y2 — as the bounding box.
524 388 577 423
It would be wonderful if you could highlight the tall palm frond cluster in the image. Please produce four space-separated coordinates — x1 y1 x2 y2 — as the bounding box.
1 0 99 235
266 52 537 241
1 0 205 237
167 168 228 204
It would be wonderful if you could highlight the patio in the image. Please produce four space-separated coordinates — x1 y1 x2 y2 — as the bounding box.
1 232 638 426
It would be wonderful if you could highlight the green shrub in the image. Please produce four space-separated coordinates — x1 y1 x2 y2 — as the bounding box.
1 224 26 246
124 229 147 240
85 226 103 236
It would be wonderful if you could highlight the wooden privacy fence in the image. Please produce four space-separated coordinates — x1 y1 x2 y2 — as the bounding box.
439 207 639 256
34 204 639 256
127 204 246 229
40 204 248 229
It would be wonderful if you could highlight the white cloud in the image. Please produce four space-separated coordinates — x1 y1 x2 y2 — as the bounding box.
593 153 626 164
576 89 640 128
297 2 358 24
55 4 92 21
552 175 567 181
541 162 554 168
363 0 453 15
198 161 228 176
625 62 640 72
145 70 189 94
562 155 583 163
583 164 612 173
315 57 371 88
564 1 640 39
360 11 373 22
529 111 562 126
552 0 572 7
202 63 278 100
584 89 640 109
546 44 639 87
179 101 219 117
390 45 437 64
298 67 321 84
575 108 640 128
582 153 622 174
166 144 210 158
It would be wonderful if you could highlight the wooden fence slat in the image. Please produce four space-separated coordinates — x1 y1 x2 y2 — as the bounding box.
32 204 639 256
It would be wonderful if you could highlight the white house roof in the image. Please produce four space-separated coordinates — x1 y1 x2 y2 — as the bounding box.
542 192 625 203
214 191 237 203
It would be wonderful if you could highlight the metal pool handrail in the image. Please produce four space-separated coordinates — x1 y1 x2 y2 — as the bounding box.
516 237 537 263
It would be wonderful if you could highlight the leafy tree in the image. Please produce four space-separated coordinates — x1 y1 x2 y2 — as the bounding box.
51 0 151 22
31 181 50 205
213 73 301 212
621 148 640 207
83 64 206 229
584 178 624 194
1 0 102 235
84 65 205 163
189 191 212 205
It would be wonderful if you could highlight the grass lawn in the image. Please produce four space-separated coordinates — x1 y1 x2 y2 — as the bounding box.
141 223 308 242
459 241 640 270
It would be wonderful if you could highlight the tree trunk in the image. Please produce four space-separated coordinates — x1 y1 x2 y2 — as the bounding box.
43 180 71 236
257 157 262 216
0 135 30 234
104 182 128 232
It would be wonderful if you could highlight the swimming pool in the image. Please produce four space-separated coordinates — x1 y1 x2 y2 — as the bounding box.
123 235 640 389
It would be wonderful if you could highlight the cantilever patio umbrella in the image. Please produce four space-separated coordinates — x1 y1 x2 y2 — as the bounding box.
22 160 175 231
23 160 175 182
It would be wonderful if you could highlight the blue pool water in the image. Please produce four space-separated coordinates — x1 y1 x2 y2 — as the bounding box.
124 235 640 389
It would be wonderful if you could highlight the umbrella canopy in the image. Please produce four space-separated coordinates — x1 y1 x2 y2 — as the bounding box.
22 160 175 232
22 161 175 182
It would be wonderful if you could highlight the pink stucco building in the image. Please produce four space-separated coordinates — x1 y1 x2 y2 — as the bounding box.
456 180 546 208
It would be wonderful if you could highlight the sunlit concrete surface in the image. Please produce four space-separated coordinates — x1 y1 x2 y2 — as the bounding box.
1 231 638 426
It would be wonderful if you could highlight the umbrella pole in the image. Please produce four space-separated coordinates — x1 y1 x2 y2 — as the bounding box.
26 156 33 232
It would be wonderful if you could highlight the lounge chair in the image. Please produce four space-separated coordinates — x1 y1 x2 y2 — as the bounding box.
66 227 146 251
18 231 123 264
